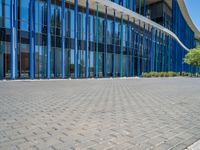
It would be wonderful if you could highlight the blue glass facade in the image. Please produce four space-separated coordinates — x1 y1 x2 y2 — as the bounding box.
0 0 198 79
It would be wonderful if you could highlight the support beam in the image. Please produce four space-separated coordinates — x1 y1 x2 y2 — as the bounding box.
47 0 51 79
95 3 99 78
61 0 65 79
85 0 89 78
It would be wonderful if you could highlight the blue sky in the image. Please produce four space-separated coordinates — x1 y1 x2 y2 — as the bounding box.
184 0 200 31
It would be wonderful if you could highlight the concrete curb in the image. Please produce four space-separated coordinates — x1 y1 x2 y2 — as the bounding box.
186 140 200 150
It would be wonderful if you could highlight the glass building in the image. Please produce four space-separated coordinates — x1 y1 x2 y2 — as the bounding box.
0 0 200 79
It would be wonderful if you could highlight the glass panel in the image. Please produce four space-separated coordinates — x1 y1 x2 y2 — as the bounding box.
115 53 120 77
107 52 112 76
18 44 30 78
98 52 103 77
0 41 4 79
89 51 94 77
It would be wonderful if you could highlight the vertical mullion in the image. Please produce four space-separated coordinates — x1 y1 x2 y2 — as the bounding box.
85 0 89 78
95 3 98 78
61 0 65 79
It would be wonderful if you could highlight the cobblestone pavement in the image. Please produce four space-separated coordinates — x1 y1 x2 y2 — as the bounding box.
0 78 200 150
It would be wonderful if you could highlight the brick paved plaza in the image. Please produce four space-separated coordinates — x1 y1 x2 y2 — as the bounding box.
0 78 200 150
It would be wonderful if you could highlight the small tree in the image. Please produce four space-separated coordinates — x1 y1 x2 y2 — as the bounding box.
184 47 200 67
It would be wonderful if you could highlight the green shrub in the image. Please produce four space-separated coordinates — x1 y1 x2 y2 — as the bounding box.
160 72 165 77
143 73 150 78
164 72 169 77
142 71 200 78
141 72 195 78
182 72 189 76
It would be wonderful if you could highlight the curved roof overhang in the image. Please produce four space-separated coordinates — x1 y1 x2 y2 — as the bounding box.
69 0 199 50
177 1 200 40
134 0 200 40
88 0 190 51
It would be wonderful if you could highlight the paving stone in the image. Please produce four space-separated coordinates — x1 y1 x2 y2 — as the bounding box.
1 78 200 150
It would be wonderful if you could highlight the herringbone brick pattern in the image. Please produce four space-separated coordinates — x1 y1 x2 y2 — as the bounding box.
0 78 200 150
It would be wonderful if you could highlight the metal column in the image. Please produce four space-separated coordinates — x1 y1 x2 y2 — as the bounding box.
104 6 108 78
61 0 65 79
10 0 17 79
120 13 124 77
112 10 116 77
168 36 171 72
85 0 89 78
142 22 146 73
126 16 130 77
155 30 158 72
151 27 155 72
161 32 165 72
139 0 142 14
29 0 35 79
144 0 146 16
133 0 136 12
47 0 51 79
132 18 136 76
95 3 99 78
74 0 78 78
147 24 150 72
137 20 141 76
